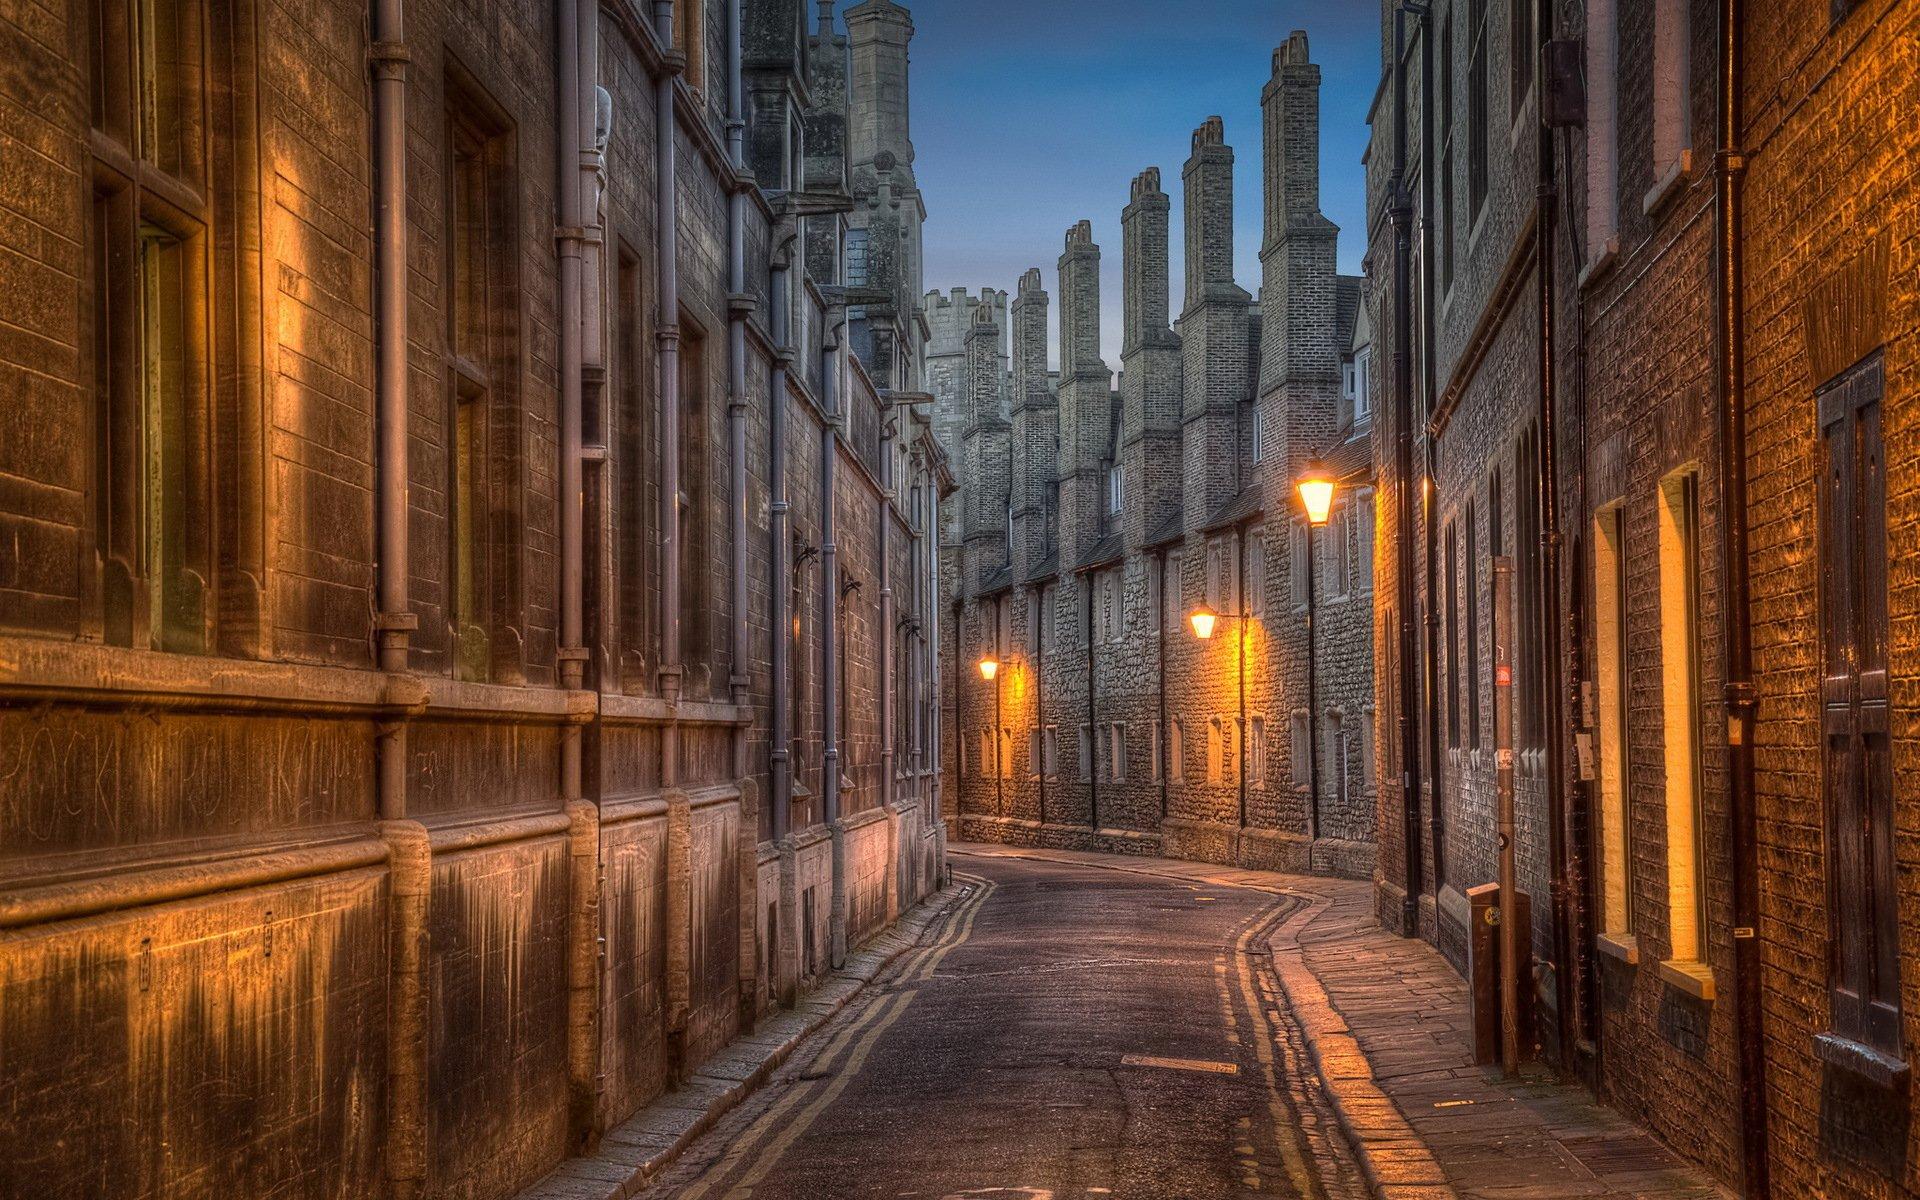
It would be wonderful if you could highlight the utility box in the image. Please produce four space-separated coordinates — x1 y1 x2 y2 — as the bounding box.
1467 882 1535 1066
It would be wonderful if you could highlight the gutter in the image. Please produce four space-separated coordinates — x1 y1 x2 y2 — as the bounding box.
654 0 683 706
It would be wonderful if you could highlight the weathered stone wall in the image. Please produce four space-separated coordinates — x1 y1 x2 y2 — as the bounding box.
0 1 948 1196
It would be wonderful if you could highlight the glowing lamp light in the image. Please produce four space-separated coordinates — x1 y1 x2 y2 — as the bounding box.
1188 604 1220 641
978 657 1000 681
1297 457 1337 527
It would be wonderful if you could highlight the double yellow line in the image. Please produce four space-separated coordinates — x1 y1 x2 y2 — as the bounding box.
675 873 997 1199
1218 896 1325 1199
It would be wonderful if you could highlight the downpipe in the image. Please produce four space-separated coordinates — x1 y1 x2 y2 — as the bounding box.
1389 1 1425 932
1533 0 1577 1074
654 0 682 703
823 318 848 969
369 3 426 1194
1715 0 1769 1190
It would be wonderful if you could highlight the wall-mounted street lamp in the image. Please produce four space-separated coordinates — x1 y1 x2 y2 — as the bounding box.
978 657 999 681
1295 455 1337 847
1188 603 1221 641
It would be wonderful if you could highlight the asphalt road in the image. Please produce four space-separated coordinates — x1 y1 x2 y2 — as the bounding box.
641 851 1368 1200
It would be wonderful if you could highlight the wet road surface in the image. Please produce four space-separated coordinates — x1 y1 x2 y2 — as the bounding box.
641 852 1368 1200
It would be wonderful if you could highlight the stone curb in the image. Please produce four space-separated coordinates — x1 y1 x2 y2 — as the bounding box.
521 879 973 1200
949 845 1457 1200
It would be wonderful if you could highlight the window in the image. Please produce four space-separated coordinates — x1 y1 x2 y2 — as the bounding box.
1206 718 1226 785
996 595 1011 657
681 321 711 678
1466 500 1482 748
1099 570 1123 643
1361 707 1375 787
616 244 654 689
1169 719 1185 783
1817 354 1900 1060
1000 727 1014 780
1356 488 1375 592
978 729 992 779
1042 725 1060 780
1352 346 1373 424
1206 538 1235 614
1332 504 1354 599
1026 588 1042 658
1164 551 1184 632
1041 584 1056 651
1107 723 1126 783
91 0 214 653
1107 461 1124 516
1651 0 1690 182
845 228 870 287
446 87 519 681
1331 712 1349 808
1290 522 1310 609
1150 719 1164 782
1248 403 1265 465
1146 558 1163 637
1467 0 1489 221
1445 521 1461 747
1509 0 1534 113
1290 712 1311 787
1516 430 1544 749
1077 723 1092 781
1594 504 1632 939
1246 537 1266 619
1249 717 1267 790
1658 469 1706 964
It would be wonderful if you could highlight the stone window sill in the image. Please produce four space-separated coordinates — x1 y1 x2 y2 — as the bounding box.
1813 1031 1911 1091
1642 149 1695 218
1577 236 1621 292
1656 957 1716 1002
1595 931 1640 966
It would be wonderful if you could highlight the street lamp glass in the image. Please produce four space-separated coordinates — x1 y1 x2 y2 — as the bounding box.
1188 604 1219 641
1297 458 1337 527
978 658 999 681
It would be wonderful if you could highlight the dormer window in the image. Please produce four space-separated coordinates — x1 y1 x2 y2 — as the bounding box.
1106 462 1124 516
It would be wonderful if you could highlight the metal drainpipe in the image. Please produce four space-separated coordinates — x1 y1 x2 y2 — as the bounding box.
654 0 682 707
1306 520 1321 845
1533 0 1577 1074
1419 5 1445 896
1715 0 1768 1191
370 7 423 1193
371 0 414 765
880 408 895 813
1389 1 1425 932
823 320 847 968
1086 573 1098 838
769 244 795 841
1157 552 1168 820
726 0 748 710
557 0 586 797
1237 528 1247 834
1036 583 1048 828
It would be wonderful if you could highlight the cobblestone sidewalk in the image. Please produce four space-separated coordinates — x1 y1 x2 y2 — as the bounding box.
950 844 1733 1200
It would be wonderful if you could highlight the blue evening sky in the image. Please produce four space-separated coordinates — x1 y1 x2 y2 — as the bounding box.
907 1 1381 369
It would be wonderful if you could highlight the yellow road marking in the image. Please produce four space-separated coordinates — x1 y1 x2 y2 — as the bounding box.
1119 1054 1240 1075
722 987 919 1198
678 875 995 1198
1229 903 1322 1199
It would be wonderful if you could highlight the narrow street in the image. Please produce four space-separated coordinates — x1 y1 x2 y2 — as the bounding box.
642 855 1368 1200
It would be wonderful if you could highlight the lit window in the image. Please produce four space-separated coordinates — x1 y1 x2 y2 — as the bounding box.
1658 470 1705 964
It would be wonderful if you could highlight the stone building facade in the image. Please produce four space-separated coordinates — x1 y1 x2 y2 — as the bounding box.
0 0 949 1196
1367 0 1920 1194
935 34 1377 879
